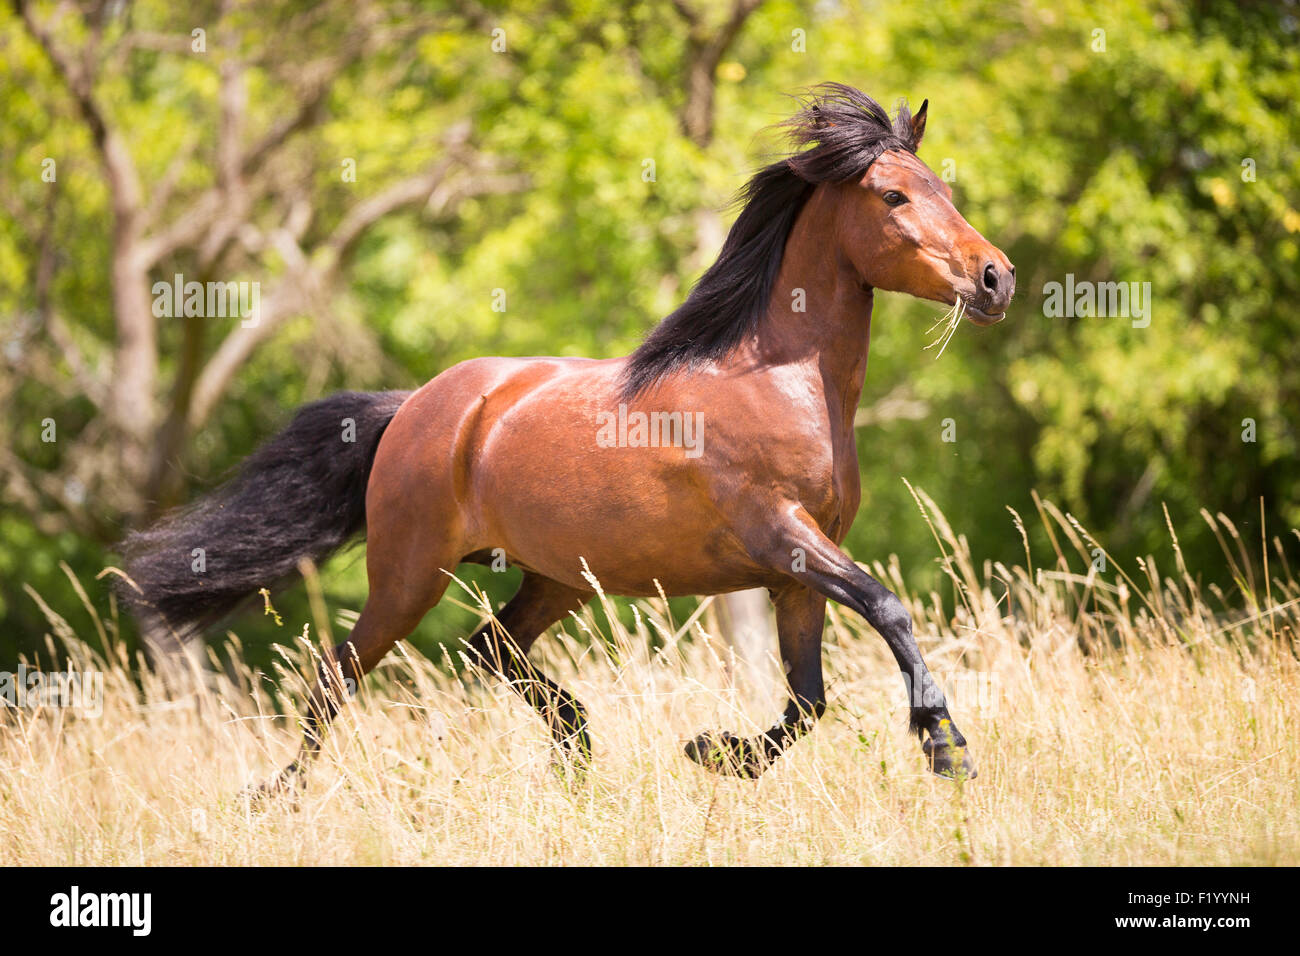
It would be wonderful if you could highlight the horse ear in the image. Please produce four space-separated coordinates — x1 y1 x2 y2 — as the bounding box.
910 98 928 148
809 104 838 135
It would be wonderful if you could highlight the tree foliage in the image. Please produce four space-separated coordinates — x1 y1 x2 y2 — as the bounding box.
2 0 1297 668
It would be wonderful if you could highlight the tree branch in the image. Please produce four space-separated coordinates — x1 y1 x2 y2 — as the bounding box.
186 154 529 431
674 0 764 146
14 0 144 220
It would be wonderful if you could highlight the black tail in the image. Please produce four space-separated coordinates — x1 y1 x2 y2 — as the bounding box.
118 390 411 640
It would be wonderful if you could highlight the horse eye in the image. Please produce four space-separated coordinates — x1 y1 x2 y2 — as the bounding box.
882 190 908 207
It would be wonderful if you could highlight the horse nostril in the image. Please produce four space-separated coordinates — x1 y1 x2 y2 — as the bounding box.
982 262 999 291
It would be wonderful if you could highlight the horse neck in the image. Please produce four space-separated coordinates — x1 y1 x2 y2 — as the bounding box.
753 185 875 420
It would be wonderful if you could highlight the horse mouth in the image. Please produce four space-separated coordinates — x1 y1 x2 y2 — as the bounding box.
962 300 1005 326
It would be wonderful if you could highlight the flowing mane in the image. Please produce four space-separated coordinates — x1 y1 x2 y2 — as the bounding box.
620 83 924 399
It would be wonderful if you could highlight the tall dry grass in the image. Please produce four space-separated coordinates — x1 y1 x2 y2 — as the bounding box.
3 491 1297 865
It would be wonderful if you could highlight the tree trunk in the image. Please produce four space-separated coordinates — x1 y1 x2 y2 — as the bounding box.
717 588 778 708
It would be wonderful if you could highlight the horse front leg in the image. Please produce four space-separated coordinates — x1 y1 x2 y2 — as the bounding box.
751 505 977 780
685 585 827 778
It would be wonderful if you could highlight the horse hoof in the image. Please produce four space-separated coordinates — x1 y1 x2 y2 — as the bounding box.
923 737 977 780
683 732 767 779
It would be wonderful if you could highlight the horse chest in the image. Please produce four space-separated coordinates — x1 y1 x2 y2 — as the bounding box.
773 426 859 540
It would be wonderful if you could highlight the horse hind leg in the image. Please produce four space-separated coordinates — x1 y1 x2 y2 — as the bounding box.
459 572 593 767
251 565 589 803
250 545 459 802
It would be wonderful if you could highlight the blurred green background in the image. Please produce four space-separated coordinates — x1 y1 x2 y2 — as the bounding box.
2 0 1298 670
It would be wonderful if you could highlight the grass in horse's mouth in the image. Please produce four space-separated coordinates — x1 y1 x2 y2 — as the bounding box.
923 298 966 359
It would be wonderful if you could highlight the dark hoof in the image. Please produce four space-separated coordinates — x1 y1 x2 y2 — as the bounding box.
683 731 768 779
923 731 977 780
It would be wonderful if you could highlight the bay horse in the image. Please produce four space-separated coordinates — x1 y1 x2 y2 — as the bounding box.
121 84 1014 790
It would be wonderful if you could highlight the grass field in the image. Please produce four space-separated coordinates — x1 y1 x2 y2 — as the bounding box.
3 491 1298 866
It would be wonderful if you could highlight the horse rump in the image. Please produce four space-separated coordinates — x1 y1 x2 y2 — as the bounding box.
116 390 411 641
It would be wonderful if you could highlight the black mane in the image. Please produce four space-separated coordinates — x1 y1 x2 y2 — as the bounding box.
620 83 923 399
